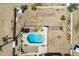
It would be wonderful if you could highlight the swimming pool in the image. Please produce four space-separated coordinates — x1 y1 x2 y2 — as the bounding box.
27 33 44 43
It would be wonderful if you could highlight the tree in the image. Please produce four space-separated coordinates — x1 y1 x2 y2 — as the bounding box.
67 6 73 12
60 15 66 21
67 3 78 13
20 5 28 13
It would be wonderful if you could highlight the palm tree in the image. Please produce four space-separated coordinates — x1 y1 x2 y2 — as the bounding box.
2 35 9 43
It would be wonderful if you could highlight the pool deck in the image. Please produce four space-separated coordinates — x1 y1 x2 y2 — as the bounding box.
22 27 47 45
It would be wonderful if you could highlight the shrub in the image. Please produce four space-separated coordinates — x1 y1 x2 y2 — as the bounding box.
31 3 42 11
31 5 37 11
60 26 63 30
60 15 66 21
66 33 71 40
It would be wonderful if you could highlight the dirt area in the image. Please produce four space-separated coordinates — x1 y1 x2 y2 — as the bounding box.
48 28 71 54
0 3 25 56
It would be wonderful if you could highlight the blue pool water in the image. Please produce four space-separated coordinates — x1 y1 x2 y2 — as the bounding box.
27 33 44 43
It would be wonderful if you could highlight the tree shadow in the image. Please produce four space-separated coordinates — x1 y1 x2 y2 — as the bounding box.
0 37 13 52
